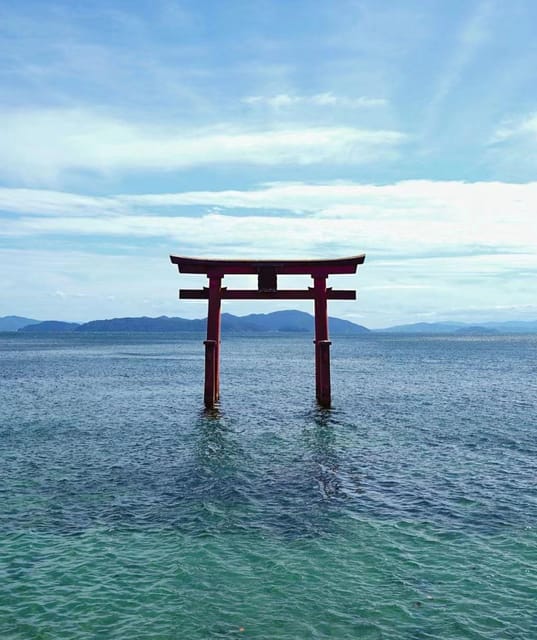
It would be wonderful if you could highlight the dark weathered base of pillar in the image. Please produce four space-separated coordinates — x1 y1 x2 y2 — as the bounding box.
315 340 332 408
204 339 218 408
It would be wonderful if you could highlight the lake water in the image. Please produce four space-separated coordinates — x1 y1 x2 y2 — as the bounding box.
1 332 536 639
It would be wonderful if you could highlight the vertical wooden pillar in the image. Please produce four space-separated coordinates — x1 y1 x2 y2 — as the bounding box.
204 274 222 407
313 275 331 407
203 339 217 407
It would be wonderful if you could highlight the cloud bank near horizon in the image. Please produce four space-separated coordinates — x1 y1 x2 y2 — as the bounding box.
1 179 536 327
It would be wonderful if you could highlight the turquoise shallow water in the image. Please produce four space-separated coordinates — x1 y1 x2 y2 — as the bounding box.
1 333 536 639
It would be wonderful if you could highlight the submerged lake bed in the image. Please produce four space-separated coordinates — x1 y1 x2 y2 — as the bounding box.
1 332 536 639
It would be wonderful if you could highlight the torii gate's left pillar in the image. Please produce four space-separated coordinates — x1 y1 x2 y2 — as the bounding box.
204 274 222 407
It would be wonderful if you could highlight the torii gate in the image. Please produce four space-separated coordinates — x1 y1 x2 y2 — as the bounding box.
170 254 365 408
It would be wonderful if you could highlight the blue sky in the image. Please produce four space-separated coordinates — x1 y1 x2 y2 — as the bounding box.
1 0 536 327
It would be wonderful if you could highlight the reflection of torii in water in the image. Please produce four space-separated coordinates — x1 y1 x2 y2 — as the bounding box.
170 254 366 409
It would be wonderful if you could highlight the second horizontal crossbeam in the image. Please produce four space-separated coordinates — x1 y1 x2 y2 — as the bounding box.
179 288 357 300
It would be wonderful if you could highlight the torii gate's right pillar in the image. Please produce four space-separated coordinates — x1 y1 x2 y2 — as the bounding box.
312 274 331 407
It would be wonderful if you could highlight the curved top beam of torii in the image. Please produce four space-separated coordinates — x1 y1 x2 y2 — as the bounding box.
169 254 365 276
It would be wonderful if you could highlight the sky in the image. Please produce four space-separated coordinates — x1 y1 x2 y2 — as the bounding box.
1 0 536 328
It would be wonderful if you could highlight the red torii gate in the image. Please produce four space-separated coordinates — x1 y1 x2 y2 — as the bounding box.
170 254 365 408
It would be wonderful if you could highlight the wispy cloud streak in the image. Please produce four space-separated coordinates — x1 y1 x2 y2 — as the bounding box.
242 93 388 109
0 108 405 185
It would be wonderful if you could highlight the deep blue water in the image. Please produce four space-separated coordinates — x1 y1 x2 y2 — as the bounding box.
1 332 536 639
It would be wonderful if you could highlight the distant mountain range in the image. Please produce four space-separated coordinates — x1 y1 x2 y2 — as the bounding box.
0 315 42 331
378 320 537 334
3 313 537 335
17 320 81 333
8 310 368 335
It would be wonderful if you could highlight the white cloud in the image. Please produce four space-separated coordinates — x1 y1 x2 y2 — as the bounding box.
0 188 124 216
242 93 387 109
493 112 537 142
118 179 537 226
1 180 536 257
0 108 405 184
121 180 537 258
